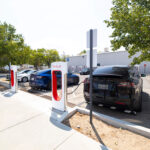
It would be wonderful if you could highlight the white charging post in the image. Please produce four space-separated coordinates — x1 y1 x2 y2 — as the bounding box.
51 62 68 112
11 65 18 93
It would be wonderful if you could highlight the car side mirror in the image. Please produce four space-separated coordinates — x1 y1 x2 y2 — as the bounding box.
141 74 146 77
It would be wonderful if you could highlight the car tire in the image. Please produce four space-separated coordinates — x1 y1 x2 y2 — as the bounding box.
22 77 28 82
84 96 89 103
47 81 51 90
74 78 79 85
134 91 142 112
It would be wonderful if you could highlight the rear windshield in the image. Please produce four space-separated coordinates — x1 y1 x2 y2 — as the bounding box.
93 66 129 76
37 70 51 74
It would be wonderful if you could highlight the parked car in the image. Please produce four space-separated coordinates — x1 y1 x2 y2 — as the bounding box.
84 65 144 112
80 68 96 75
29 69 79 90
80 68 90 75
17 70 36 82
6 69 36 82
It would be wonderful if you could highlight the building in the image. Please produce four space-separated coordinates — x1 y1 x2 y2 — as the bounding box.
67 51 150 74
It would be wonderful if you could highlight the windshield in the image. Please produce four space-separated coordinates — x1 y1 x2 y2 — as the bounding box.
37 69 51 74
18 70 31 74
27 70 35 74
82 68 88 72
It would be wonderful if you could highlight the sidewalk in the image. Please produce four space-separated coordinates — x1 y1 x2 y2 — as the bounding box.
0 90 109 150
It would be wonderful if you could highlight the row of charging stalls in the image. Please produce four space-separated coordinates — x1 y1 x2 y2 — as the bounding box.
10 62 68 112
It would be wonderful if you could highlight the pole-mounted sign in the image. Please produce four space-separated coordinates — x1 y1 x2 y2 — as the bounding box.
51 62 67 112
11 65 18 93
87 29 97 123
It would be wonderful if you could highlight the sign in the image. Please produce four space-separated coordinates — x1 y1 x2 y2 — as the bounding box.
11 65 18 92
66 58 69 62
51 62 67 111
87 29 97 48
86 49 97 68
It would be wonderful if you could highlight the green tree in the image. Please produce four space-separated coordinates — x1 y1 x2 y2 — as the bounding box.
105 0 150 64
44 49 60 67
78 50 86 55
13 45 32 65
30 49 45 70
0 22 24 67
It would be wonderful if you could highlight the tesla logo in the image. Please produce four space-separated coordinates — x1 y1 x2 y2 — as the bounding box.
52 65 61 68
11 70 14 87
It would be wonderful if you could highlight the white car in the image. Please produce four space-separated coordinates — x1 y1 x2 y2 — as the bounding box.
17 70 36 82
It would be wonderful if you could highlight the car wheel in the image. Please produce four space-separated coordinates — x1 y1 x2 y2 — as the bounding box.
84 96 89 103
134 91 142 112
47 81 51 90
22 77 28 82
74 77 79 85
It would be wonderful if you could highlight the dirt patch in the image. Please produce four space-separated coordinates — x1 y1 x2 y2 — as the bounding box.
63 112 150 150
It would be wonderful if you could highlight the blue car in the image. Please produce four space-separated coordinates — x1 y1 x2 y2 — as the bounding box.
29 69 79 90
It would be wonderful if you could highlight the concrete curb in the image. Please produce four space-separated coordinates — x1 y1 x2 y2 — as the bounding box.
0 81 9 88
62 106 150 139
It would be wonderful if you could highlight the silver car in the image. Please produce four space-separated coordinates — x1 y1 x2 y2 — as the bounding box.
17 70 36 82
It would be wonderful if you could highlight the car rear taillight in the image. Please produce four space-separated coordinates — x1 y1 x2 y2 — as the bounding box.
118 82 135 88
84 78 90 84
84 78 90 92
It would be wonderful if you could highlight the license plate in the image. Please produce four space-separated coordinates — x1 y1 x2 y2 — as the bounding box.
98 84 108 90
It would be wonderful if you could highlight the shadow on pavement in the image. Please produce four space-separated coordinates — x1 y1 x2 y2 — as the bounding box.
91 122 106 146
49 117 72 131
1 90 16 97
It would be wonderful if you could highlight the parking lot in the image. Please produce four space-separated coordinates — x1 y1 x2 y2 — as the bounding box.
1 74 150 128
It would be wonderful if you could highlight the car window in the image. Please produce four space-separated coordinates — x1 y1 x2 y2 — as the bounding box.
27 70 35 74
19 70 30 74
37 70 51 74
44 71 51 74
82 68 87 72
129 66 140 78
93 66 129 76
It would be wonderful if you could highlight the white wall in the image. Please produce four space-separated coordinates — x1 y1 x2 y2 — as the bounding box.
67 51 150 74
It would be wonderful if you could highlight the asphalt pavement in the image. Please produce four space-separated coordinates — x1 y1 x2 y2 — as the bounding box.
0 74 7 78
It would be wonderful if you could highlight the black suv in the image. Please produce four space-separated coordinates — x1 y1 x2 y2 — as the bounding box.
84 65 144 112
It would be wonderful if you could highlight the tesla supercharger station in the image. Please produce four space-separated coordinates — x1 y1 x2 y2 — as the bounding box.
51 62 67 112
11 65 18 92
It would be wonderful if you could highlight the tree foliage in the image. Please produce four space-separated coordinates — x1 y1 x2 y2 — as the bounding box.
105 0 150 64
44 49 60 67
0 22 62 69
79 50 86 55
30 49 60 69
0 22 25 66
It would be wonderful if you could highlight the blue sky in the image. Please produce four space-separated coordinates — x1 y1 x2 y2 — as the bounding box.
0 0 113 55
